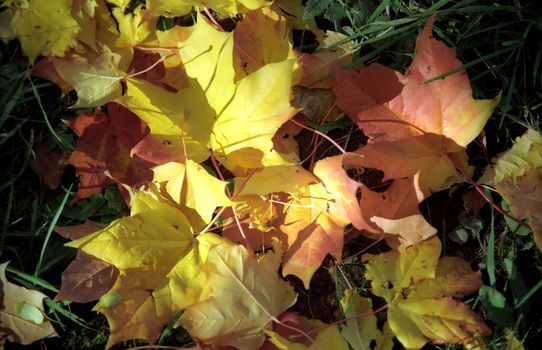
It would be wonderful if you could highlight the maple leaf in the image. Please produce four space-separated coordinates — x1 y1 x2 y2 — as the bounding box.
180 14 298 170
1 0 80 63
340 289 394 350
153 160 231 223
298 31 355 88
31 58 72 94
362 237 490 349
480 128 542 250
66 103 153 200
334 16 499 148
179 240 297 350
55 220 119 303
233 7 294 81
118 77 213 164
353 133 470 198
65 191 201 347
265 314 349 350
66 191 196 271
51 45 123 108
28 142 69 189
0 262 58 346
121 13 298 169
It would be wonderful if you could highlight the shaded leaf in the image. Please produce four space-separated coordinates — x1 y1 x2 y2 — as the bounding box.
55 251 119 303
0 262 58 345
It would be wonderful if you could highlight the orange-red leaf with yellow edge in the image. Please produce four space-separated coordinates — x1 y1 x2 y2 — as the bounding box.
280 183 343 288
363 237 490 349
334 16 499 148
353 133 468 198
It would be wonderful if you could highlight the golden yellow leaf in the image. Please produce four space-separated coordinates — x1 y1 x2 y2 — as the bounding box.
51 45 122 107
363 237 490 349
480 129 542 250
233 7 294 81
179 240 297 349
180 15 298 169
153 160 231 222
340 289 394 350
265 316 349 350
118 77 213 163
66 191 196 271
5 0 80 62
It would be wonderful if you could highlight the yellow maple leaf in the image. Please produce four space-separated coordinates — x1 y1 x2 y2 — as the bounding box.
51 45 123 107
66 190 235 347
233 7 296 81
152 160 231 223
66 190 196 271
121 14 297 169
480 128 542 250
362 237 490 349
340 289 394 350
148 0 273 17
265 316 349 350
118 77 213 163
94 232 227 348
180 14 298 169
179 239 297 350
2 0 80 62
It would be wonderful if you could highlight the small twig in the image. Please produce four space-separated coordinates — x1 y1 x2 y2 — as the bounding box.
452 158 531 229
290 119 347 154
124 54 172 79
203 7 224 31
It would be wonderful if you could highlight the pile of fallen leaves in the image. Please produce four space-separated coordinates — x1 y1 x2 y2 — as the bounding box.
1 0 540 349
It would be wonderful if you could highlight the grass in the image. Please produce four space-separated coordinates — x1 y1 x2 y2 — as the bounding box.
1 0 541 349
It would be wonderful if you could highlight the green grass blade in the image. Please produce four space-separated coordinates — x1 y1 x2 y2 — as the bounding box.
34 184 73 277
6 265 59 293
514 278 542 309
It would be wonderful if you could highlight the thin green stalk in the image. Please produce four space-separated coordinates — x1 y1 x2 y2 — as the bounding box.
34 184 73 277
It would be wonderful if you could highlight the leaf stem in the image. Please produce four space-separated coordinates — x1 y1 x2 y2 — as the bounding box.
451 158 531 230
290 119 347 154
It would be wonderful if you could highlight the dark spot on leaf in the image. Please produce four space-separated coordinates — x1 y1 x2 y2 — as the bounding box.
386 281 394 289
162 140 172 146
283 133 290 139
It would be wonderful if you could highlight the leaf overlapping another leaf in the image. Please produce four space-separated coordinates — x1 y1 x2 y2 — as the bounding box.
363 237 490 349
3 0 508 348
